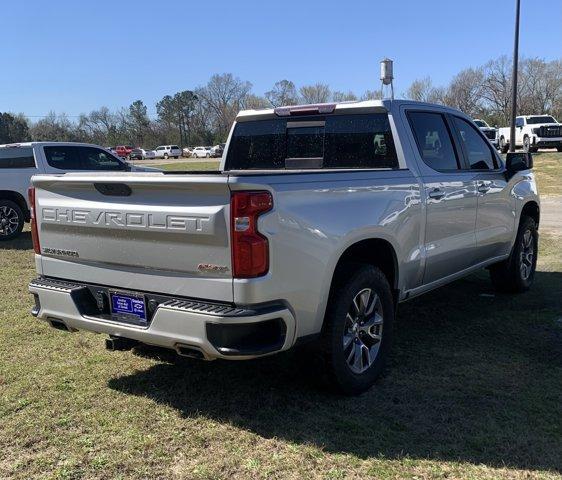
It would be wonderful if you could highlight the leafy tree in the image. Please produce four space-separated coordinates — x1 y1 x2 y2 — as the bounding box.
0 112 30 143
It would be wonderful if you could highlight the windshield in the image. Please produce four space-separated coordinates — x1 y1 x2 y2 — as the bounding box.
225 113 398 170
527 116 557 124
473 120 488 128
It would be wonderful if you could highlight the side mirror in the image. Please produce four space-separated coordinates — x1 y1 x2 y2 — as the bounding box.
506 151 533 178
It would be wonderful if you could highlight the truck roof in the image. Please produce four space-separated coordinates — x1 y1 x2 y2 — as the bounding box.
0 141 111 149
236 99 464 121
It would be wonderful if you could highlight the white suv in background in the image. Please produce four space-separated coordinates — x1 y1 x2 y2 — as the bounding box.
191 146 211 158
0 142 157 241
154 145 181 159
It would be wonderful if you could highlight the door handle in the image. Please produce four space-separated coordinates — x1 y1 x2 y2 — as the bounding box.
428 188 445 200
477 183 490 194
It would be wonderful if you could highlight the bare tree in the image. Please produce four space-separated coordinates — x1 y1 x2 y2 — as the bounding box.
480 56 512 125
197 73 252 141
405 77 446 104
443 68 485 117
360 90 382 101
332 91 358 102
299 83 331 104
30 112 77 141
265 80 298 107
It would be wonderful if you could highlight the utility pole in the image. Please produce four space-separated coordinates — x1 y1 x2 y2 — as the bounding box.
509 0 521 152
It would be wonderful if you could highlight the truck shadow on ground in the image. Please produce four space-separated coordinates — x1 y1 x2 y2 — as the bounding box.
109 270 562 473
0 231 32 251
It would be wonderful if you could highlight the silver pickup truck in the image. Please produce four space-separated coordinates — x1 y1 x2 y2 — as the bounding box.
28 100 539 394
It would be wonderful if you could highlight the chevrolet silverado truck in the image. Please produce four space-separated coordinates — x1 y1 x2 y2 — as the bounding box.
498 115 562 153
28 100 539 394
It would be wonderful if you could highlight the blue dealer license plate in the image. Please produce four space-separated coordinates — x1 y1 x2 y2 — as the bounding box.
110 291 148 326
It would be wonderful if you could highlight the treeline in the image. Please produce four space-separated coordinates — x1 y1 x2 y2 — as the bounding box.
1 56 561 147
406 56 562 126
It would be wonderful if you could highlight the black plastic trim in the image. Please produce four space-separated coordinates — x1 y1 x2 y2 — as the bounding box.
206 318 287 356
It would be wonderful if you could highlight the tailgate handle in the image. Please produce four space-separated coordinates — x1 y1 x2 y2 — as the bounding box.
94 183 132 197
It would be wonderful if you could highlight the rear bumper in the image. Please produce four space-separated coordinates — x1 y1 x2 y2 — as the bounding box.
29 277 296 360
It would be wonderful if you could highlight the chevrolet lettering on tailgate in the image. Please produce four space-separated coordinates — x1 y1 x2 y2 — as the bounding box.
41 208 212 234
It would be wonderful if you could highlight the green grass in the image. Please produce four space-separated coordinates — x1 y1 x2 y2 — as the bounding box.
156 161 220 172
1 236 562 478
533 152 562 196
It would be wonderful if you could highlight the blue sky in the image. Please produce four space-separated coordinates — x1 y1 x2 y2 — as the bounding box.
1 0 560 119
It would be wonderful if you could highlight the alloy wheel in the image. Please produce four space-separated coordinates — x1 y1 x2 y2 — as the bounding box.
343 288 384 374
0 206 20 236
519 229 534 280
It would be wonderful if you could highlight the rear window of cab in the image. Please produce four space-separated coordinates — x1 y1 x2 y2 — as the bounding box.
0 147 35 168
225 113 398 170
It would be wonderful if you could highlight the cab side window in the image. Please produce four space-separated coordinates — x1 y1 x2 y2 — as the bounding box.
452 117 498 170
407 111 460 171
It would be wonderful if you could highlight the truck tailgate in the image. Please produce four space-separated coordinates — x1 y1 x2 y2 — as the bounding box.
32 172 234 302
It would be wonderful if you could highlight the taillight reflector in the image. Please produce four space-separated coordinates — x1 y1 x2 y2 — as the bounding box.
231 191 273 278
27 187 40 254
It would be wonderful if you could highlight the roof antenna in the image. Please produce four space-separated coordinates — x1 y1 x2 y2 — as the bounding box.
380 58 394 100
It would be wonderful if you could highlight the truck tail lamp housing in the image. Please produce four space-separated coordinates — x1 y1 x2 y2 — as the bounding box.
27 187 40 254
231 191 273 278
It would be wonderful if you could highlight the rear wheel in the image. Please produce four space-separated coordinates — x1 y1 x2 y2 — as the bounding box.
316 264 394 395
500 136 509 154
164 153 169 159
206 152 210 158
0 200 25 241
490 216 537 293
557 146 562 152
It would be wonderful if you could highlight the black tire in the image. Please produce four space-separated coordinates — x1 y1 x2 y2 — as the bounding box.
490 216 538 293
557 146 562 152
316 264 394 395
523 135 530 152
174 156 179 159
163 153 169 159
206 152 210 158
500 137 509 154
0 199 25 241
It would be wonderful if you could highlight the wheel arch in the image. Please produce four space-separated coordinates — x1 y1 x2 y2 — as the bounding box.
0 190 30 221
329 237 399 301
521 200 540 227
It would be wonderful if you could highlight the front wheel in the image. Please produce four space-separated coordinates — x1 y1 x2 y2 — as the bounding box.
206 153 210 158
523 135 531 152
316 264 394 395
0 200 25 241
557 146 562 152
163 153 169 159
490 216 537 293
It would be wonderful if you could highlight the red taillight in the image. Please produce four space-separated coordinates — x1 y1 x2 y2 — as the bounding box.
27 187 40 254
231 191 273 278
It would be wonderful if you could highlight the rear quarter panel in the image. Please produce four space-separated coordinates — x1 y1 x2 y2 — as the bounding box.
229 169 424 338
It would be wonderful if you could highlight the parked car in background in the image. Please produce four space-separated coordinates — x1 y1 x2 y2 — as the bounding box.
0 142 157 241
129 148 144 160
154 145 181 159
27 100 539 394
191 146 211 158
115 145 134 159
498 115 562 153
141 148 156 160
473 119 498 149
182 147 194 157
210 143 225 158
